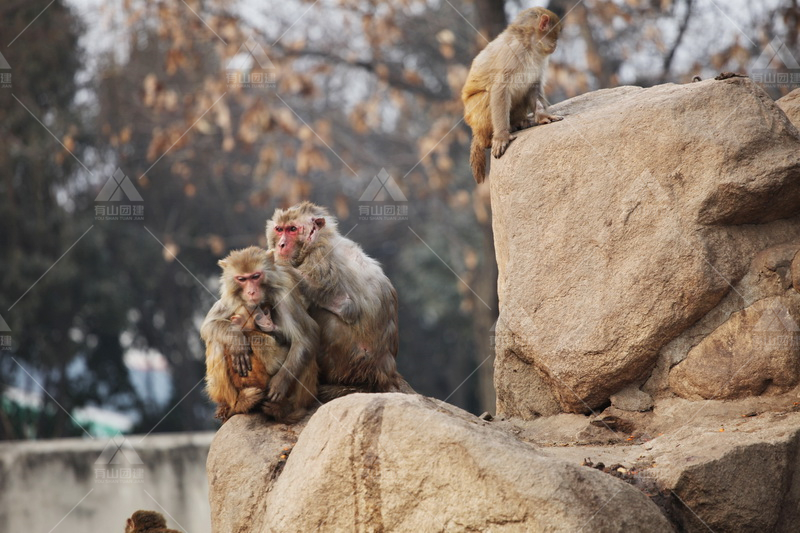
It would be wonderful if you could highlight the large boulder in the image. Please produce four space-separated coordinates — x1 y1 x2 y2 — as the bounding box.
490 78 800 415
207 394 674 532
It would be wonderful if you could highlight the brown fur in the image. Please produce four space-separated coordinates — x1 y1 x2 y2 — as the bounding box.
125 510 181 533
201 247 319 423
267 202 412 395
462 7 563 183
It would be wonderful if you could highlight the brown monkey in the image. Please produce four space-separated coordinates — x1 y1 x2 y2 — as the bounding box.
201 247 319 423
214 305 283 422
462 7 563 183
125 510 181 533
267 202 411 397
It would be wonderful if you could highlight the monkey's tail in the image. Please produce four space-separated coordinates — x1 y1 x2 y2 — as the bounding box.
233 387 265 414
278 408 309 425
470 134 488 184
393 376 416 394
262 402 310 425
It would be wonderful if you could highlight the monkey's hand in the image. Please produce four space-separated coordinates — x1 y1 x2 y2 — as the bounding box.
266 370 292 402
491 130 516 159
227 329 252 376
536 112 563 125
254 310 275 332
230 314 245 327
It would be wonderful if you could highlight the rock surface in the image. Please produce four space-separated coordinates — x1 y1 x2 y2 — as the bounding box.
610 384 653 412
207 394 674 533
504 397 800 533
489 78 800 415
206 413 308 533
777 88 800 127
670 294 800 399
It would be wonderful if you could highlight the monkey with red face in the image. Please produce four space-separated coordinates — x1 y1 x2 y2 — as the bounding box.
267 202 412 397
201 247 319 422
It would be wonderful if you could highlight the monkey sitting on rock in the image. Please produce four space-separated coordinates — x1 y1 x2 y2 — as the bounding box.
462 7 563 183
201 247 319 423
267 202 413 398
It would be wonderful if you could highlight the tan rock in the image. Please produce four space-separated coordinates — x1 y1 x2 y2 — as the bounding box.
777 88 800 127
610 385 653 412
525 398 800 533
490 78 800 415
206 413 309 533
268 394 674 532
670 295 800 399
207 394 674 532
752 243 800 291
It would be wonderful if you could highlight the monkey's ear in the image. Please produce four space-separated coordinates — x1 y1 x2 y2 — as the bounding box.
218 259 228 268
539 14 550 32
313 217 326 229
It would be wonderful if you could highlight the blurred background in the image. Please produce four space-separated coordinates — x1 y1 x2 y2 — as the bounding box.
1 0 798 442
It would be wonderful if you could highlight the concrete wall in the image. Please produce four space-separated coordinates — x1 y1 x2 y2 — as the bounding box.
0 432 214 532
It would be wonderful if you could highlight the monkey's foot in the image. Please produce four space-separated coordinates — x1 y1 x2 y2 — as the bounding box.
511 119 536 132
262 401 284 419
537 113 563 125
214 405 232 422
491 131 516 158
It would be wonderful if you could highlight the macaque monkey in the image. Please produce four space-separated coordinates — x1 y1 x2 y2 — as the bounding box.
125 510 181 533
201 247 319 423
267 202 411 397
462 7 563 183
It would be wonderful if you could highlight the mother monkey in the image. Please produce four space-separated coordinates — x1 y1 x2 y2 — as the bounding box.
267 202 411 397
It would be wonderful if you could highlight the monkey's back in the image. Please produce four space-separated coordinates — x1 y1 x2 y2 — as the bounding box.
307 236 401 392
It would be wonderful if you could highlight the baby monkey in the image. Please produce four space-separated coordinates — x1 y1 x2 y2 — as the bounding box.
462 7 563 183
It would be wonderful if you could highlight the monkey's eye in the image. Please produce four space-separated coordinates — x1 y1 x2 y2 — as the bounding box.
274 226 283 233
288 226 298 234
251 273 261 280
236 276 246 282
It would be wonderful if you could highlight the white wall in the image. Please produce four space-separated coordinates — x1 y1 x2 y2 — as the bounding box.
0 432 214 532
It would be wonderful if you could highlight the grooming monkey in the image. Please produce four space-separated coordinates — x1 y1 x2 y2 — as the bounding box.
462 7 563 183
125 510 181 533
267 202 411 397
201 247 319 423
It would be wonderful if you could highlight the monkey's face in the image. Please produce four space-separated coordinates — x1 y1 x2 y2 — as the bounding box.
272 216 326 265
235 271 266 305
